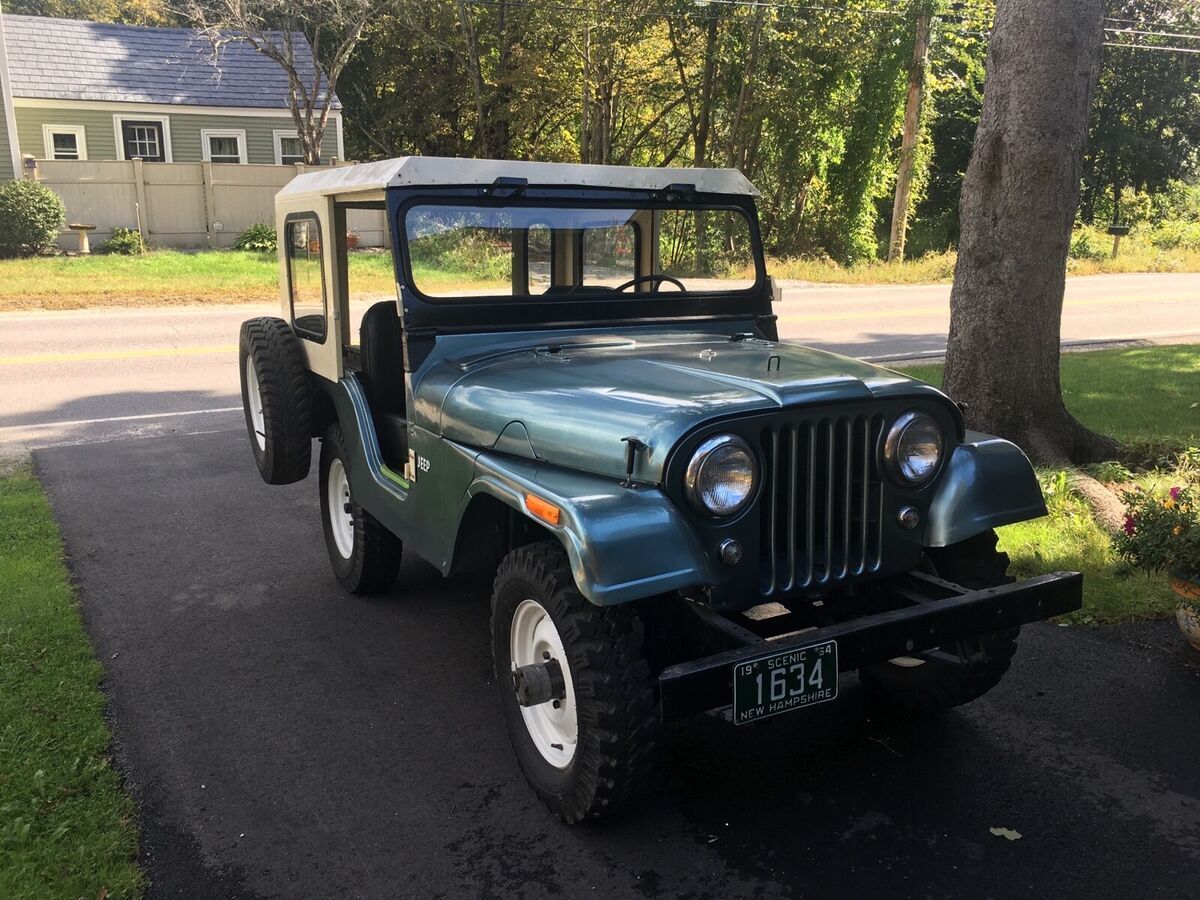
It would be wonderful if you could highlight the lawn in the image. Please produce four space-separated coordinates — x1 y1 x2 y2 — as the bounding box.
0 249 398 310
767 228 1200 285
901 344 1200 449
901 345 1200 624
0 468 143 899
1 237 1198 310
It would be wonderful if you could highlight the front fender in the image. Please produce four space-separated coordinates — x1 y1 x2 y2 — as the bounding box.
464 451 714 606
926 431 1047 548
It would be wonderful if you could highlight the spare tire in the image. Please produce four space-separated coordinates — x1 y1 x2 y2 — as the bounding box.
239 317 312 484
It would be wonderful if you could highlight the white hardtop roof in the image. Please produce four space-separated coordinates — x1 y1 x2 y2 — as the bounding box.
276 156 760 201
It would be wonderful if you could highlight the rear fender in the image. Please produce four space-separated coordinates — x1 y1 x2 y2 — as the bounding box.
462 451 714 606
925 431 1047 548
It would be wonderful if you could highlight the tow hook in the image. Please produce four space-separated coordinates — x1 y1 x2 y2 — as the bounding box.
512 659 566 707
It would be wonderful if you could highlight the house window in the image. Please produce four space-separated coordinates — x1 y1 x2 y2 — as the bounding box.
116 117 170 162
274 130 311 166
201 129 247 164
42 125 87 160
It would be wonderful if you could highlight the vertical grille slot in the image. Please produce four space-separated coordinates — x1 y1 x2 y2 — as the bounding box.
760 413 884 596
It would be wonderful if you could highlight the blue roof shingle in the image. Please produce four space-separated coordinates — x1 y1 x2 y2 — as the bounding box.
2 14 340 110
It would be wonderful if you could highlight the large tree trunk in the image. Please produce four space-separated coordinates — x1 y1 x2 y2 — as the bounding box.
943 0 1119 464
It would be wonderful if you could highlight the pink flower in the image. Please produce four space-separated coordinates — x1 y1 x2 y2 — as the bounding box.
1170 486 1182 501
1123 515 1136 536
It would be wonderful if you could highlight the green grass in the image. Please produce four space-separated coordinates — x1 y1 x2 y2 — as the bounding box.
2 231 1197 310
901 346 1200 624
0 249 398 311
765 227 1200 285
1000 479 1177 625
901 344 1200 448
0 469 143 899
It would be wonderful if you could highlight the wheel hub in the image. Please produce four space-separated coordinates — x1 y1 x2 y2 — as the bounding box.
245 357 266 452
510 599 577 768
326 458 354 560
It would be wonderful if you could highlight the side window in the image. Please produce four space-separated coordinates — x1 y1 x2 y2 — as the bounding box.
286 216 326 342
582 224 636 286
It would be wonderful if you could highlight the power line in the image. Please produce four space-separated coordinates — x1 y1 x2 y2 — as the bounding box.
1104 41 1200 54
694 0 903 17
1104 27 1200 41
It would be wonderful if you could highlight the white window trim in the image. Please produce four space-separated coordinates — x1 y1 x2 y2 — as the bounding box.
112 114 173 162
42 124 88 160
273 129 309 166
200 128 248 164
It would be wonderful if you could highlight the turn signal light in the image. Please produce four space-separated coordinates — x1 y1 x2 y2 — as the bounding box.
525 494 561 526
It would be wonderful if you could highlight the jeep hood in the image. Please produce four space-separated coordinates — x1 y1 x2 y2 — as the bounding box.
417 331 950 483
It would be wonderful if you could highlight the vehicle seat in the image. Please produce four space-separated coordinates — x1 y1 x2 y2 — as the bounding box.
359 300 408 467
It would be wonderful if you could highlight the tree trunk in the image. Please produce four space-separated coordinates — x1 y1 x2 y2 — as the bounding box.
887 6 931 263
943 0 1119 464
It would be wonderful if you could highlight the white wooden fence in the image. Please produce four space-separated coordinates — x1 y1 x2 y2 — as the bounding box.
26 158 388 250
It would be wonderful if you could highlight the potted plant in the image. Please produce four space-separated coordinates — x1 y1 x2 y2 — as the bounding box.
346 227 361 250
1116 485 1200 649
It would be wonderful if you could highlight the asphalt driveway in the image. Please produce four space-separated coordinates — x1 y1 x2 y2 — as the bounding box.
35 427 1200 898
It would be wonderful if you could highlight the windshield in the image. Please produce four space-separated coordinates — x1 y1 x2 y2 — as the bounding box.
404 202 760 300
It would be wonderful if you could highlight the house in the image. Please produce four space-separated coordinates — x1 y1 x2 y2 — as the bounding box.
0 13 344 180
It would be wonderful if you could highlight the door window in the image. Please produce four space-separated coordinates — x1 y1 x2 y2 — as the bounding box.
286 216 326 342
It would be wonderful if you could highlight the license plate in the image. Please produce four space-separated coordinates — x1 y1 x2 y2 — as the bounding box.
731 640 838 724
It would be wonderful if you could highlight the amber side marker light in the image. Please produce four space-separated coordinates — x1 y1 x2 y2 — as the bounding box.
525 494 562 526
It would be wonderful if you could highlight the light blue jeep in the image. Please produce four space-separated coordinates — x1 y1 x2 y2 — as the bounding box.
239 158 1081 822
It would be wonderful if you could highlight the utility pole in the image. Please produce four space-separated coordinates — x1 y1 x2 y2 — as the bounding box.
887 5 932 263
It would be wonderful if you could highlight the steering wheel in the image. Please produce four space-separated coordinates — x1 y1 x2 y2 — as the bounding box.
614 273 687 293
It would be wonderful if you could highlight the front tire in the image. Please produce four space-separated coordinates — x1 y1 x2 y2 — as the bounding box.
491 542 657 823
859 530 1019 712
318 424 402 594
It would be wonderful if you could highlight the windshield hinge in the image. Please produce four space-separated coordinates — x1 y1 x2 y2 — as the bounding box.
621 437 648 488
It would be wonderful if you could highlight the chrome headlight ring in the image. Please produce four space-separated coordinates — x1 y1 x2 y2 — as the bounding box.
883 411 944 486
684 434 759 517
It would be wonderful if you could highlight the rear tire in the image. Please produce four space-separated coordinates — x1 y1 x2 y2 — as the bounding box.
319 424 402 595
859 530 1019 712
491 542 657 823
239 317 311 485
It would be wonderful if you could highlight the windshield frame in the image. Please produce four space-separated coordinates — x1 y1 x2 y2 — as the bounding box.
388 185 771 335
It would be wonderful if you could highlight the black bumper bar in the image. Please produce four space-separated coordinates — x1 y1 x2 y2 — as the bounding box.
658 571 1083 721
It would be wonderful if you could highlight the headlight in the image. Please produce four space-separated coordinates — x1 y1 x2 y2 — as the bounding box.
884 411 943 485
685 434 758 517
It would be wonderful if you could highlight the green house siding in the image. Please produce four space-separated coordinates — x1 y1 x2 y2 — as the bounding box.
13 105 341 164
0 107 13 180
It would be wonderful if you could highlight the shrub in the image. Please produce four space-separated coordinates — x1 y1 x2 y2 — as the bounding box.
96 226 147 255
1115 485 1200 584
1069 226 1109 261
234 223 277 253
1148 220 1200 252
0 179 66 257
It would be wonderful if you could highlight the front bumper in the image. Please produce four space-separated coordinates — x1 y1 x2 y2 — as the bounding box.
658 570 1083 721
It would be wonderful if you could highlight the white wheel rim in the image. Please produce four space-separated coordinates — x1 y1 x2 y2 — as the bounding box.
245 357 266 452
327 458 354 560
511 599 578 768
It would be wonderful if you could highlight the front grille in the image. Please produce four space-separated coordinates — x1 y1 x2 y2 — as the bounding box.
759 414 885 596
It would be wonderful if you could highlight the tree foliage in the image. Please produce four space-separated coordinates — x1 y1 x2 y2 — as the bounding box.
17 0 1197 263
1081 0 1200 225
177 0 381 164
4 0 173 24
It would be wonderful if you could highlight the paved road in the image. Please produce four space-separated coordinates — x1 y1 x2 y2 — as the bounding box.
2 272 1196 454
35 428 1200 898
